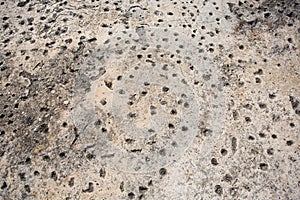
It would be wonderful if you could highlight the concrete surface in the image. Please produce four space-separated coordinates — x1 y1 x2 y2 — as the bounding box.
0 0 299 199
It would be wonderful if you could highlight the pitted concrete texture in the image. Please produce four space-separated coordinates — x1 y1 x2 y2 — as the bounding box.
0 0 299 199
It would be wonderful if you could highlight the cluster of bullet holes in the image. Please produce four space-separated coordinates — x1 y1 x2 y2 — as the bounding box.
70 24 226 173
108 57 198 167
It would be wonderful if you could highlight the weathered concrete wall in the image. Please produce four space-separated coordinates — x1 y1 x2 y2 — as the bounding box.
0 0 299 199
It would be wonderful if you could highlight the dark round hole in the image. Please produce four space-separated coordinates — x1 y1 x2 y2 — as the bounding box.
159 168 167 175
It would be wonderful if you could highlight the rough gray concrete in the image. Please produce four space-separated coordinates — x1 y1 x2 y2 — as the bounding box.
0 0 299 199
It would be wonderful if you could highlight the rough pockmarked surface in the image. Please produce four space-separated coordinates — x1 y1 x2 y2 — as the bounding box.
0 0 299 199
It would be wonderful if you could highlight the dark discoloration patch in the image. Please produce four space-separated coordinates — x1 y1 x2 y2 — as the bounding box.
0 54 76 166
229 0 300 31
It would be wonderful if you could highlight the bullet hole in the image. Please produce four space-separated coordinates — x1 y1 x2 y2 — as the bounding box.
1 182 7 189
139 186 148 192
119 89 125 94
24 185 31 193
131 149 142 153
289 96 299 110
269 93 276 99
88 37 97 42
272 113 281 123
119 181 124 192
181 126 188 131
264 12 271 18
51 171 58 181
258 103 266 109
37 123 49 133
245 117 251 122
82 182 94 193
286 140 294 146
100 99 107 106
243 104 252 110
223 174 233 182
147 180 153 187
254 69 263 75
117 75 122 80
211 158 218 165
128 192 135 199
170 109 177 115
215 185 223 195
258 132 266 138
141 91 147 96
159 168 167 176
168 123 175 129
68 177 74 187
59 152 66 158
61 122 68 128
229 187 238 197
289 122 295 127
104 80 113 89
248 135 255 140
17 1 30 7
19 172 26 181
34 171 40 176
267 148 274 155
221 149 228 156
162 64 168 71
128 112 137 118
272 114 280 122
100 168 106 178
157 148 166 157
183 102 189 108
65 38 72 44
271 134 277 139
150 105 156 110
150 109 157 115
86 153 95 160
125 138 135 144
5 52 11 57
25 157 31 165
239 45 244 50
259 163 268 170
255 77 261 83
